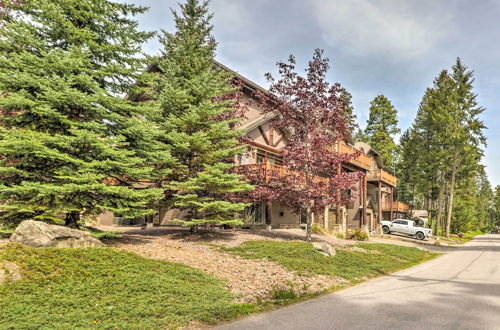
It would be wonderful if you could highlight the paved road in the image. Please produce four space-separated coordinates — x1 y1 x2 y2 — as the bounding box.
217 234 500 330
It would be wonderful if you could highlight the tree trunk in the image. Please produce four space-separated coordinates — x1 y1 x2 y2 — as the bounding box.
190 224 199 234
305 208 313 242
434 174 446 236
65 211 80 228
445 151 458 238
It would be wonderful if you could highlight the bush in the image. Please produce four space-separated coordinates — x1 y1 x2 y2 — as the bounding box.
311 224 329 235
347 229 368 241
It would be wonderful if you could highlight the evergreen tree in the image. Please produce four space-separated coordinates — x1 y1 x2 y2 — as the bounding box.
474 168 494 230
354 128 368 142
151 0 252 231
0 0 168 226
439 58 486 237
493 186 500 228
363 95 400 171
397 59 486 237
339 87 355 125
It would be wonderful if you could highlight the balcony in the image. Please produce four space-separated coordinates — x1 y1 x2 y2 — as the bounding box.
234 162 328 186
368 169 398 187
337 141 372 170
382 201 410 213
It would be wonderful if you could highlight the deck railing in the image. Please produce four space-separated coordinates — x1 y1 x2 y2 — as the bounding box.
381 201 410 212
234 162 329 186
337 141 372 170
368 169 398 187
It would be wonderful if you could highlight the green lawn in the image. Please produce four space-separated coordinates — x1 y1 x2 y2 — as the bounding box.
0 243 255 329
225 241 438 282
0 241 439 329
0 225 14 239
437 230 484 244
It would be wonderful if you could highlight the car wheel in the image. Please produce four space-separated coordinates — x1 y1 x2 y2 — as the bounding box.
416 232 425 240
382 226 390 234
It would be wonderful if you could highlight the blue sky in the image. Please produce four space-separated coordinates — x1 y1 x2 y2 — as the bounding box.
123 0 500 187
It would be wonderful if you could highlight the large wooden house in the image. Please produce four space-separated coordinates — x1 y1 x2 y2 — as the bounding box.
97 62 409 236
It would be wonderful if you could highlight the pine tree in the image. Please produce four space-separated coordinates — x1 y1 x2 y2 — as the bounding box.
151 0 252 231
0 0 168 226
493 186 500 229
339 87 355 125
363 95 400 171
439 58 486 237
398 59 486 237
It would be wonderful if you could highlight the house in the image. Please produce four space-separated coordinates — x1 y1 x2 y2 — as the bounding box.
97 62 410 237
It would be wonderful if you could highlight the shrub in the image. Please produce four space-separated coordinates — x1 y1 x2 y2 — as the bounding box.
311 224 328 235
347 229 368 241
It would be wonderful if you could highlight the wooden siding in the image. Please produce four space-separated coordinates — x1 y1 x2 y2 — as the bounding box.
337 141 372 170
382 201 410 212
368 169 397 187
235 162 328 185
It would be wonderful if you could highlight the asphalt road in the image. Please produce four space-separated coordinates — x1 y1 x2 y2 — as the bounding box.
216 234 500 330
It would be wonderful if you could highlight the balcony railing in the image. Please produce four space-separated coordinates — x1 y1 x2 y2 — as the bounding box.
382 201 410 212
337 141 372 170
368 169 398 187
234 162 329 186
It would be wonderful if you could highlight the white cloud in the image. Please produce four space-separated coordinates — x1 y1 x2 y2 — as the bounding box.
211 0 252 31
309 0 454 59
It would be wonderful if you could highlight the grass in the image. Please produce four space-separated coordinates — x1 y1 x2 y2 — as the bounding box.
0 239 440 328
0 243 257 329
437 230 484 244
81 226 123 240
0 224 15 239
224 241 439 282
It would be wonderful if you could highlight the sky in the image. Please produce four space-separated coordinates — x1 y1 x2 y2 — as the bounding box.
123 0 500 187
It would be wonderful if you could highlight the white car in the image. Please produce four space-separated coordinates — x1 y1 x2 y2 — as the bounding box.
381 219 432 240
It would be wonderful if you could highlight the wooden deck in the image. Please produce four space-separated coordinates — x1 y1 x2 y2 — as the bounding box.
382 201 410 212
337 141 372 170
234 162 329 185
368 169 398 187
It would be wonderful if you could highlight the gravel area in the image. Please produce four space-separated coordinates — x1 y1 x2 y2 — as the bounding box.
104 226 349 303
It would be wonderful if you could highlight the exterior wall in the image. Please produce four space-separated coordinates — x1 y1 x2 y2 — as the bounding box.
156 207 189 226
270 202 300 228
241 95 263 122
97 211 114 226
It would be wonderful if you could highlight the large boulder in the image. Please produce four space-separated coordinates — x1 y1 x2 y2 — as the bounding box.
10 220 104 248
312 242 336 257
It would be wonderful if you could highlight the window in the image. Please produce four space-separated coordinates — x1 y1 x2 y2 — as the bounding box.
238 152 251 165
243 203 264 224
401 220 408 225
256 149 283 165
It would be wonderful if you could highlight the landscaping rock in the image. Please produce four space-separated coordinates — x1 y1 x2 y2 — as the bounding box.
0 262 21 284
312 242 336 257
10 220 104 248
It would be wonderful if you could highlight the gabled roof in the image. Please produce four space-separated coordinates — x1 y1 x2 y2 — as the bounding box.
354 141 384 168
238 112 275 134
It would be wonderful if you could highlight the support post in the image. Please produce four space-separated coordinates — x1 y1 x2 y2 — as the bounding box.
390 186 394 220
362 173 367 228
336 165 342 225
378 180 382 223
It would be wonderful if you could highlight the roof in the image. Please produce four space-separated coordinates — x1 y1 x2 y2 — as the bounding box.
412 210 429 218
354 141 384 168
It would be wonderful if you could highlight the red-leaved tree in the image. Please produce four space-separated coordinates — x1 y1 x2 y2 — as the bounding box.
245 49 362 241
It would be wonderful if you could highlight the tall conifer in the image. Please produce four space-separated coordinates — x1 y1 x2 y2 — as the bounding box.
151 0 252 230
0 0 168 226
363 95 400 171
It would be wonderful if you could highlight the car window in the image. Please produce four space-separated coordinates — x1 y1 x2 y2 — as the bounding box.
393 220 402 224
401 221 408 225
